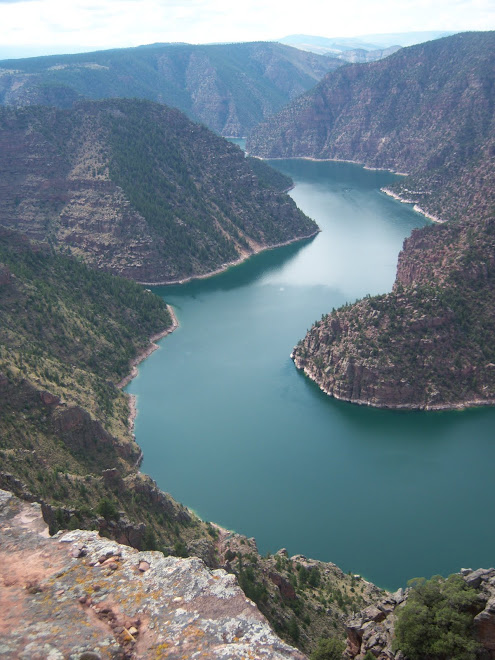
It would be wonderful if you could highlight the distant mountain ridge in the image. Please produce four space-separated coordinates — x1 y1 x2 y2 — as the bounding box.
0 41 342 137
0 99 318 283
279 31 457 53
278 34 407 62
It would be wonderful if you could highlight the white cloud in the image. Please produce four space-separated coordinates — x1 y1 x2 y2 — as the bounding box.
0 0 493 57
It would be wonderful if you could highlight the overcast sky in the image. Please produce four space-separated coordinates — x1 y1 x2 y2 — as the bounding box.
0 0 494 59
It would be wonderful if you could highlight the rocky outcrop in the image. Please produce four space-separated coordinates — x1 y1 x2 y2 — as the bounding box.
463 569 495 656
345 589 407 659
0 489 306 659
0 375 141 469
395 219 495 289
30 467 194 553
345 569 495 659
214 530 385 654
269 571 297 600
292 215 495 410
475 596 495 655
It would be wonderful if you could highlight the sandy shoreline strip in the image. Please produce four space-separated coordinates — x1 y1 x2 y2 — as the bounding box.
381 187 445 223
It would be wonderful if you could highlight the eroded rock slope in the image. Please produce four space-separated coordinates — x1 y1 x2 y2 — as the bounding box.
248 32 495 224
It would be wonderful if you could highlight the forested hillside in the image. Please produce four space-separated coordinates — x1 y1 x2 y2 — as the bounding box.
0 41 342 136
0 99 318 283
0 227 202 548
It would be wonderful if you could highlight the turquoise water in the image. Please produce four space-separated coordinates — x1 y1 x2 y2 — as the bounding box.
127 158 495 590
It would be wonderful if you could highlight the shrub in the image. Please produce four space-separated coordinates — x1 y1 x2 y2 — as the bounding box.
310 636 345 659
96 497 119 521
394 574 482 660
173 540 189 558
288 617 300 643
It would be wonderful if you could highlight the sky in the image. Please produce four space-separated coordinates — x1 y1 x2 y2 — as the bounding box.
0 0 494 59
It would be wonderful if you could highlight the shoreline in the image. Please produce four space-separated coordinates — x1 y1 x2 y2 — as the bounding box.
253 153 409 176
381 187 445 223
292 354 495 412
254 153 444 225
251 153 448 226
135 229 319 286
117 304 179 435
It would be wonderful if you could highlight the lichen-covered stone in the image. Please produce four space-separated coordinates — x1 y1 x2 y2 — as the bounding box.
0 489 306 659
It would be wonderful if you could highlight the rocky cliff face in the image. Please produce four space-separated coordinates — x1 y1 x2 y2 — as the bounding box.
4 488 493 659
0 100 318 283
0 489 306 659
345 588 408 659
215 534 384 653
0 42 342 137
292 217 495 409
249 31 494 165
0 374 141 473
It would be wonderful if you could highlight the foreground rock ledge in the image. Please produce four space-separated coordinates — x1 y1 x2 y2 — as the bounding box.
0 489 305 659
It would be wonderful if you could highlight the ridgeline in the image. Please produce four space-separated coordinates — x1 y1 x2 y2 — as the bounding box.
0 41 342 137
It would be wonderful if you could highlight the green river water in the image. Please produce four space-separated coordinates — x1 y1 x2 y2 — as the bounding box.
127 155 495 590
